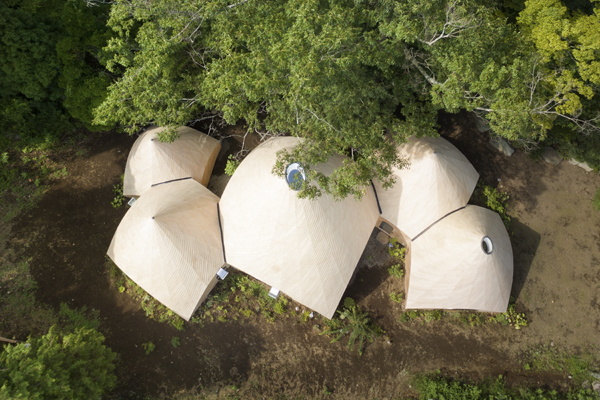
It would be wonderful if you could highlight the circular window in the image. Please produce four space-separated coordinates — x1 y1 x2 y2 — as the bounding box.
286 163 306 190
481 236 493 254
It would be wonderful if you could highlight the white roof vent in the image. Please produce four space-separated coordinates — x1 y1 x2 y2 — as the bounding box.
216 268 229 280
268 287 280 299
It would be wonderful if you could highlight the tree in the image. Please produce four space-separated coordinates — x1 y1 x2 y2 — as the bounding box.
0 325 117 399
95 0 599 198
516 0 600 167
0 0 113 147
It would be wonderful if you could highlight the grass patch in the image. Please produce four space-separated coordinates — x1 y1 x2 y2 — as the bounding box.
0 258 57 339
193 272 311 325
413 373 598 400
108 260 317 329
523 345 598 384
398 297 527 329
111 175 125 208
593 188 600 211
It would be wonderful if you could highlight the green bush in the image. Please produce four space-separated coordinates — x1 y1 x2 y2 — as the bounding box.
0 325 117 399
388 237 407 261
320 298 382 356
413 373 599 400
473 183 511 229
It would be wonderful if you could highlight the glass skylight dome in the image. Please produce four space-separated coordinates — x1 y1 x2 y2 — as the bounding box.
286 162 305 190
482 236 493 254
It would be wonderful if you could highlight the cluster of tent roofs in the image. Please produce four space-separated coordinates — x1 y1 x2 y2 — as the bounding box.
108 126 513 321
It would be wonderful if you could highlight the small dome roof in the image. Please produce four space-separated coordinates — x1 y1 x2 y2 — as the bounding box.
373 136 478 239
406 205 513 313
123 126 221 197
108 179 224 320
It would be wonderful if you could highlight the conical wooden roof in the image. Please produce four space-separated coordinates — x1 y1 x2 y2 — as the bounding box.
219 137 380 319
123 126 221 197
373 136 478 239
406 205 513 313
107 179 224 320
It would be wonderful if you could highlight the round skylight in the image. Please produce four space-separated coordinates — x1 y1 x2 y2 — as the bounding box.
481 236 493 254
286 162 305 190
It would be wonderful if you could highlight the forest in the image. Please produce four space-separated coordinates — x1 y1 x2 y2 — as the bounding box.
1 0 600 399
2 0 600 194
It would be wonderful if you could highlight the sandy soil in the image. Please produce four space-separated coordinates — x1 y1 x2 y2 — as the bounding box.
4 112 600 399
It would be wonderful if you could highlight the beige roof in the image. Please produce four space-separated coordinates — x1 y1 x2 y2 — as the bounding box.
373 136 479 239
406 205 513 313
219 137 380 319
107 179 225 320
123 126 221 197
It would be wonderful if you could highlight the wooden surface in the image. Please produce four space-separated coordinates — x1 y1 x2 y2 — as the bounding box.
219 137 380 319
373 136 479 239
108 179 225 320
406 205 513 313
123 126 221 197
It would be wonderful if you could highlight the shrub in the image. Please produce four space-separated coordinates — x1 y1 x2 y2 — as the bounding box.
320 298 382 355
142 341 155 355
473 183 511 229
388 264 404 279
0 325 117 399
593 188 600 211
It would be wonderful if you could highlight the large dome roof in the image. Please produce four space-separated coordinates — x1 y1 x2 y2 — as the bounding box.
219 137 380 318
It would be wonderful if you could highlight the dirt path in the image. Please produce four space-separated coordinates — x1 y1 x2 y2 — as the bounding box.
6 115 600 398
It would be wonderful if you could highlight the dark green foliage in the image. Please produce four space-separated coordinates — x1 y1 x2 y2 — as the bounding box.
594 188 600 211
0 325 117 399
58 303 101 333
0 0 113 148
413 374 599 400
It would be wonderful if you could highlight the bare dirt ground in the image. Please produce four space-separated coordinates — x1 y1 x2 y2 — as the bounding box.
4 112 600 399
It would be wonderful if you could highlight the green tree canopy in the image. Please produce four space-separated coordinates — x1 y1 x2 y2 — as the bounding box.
0 325 117 399
95 0 600 197
517 0 600 167
0 0 113 147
